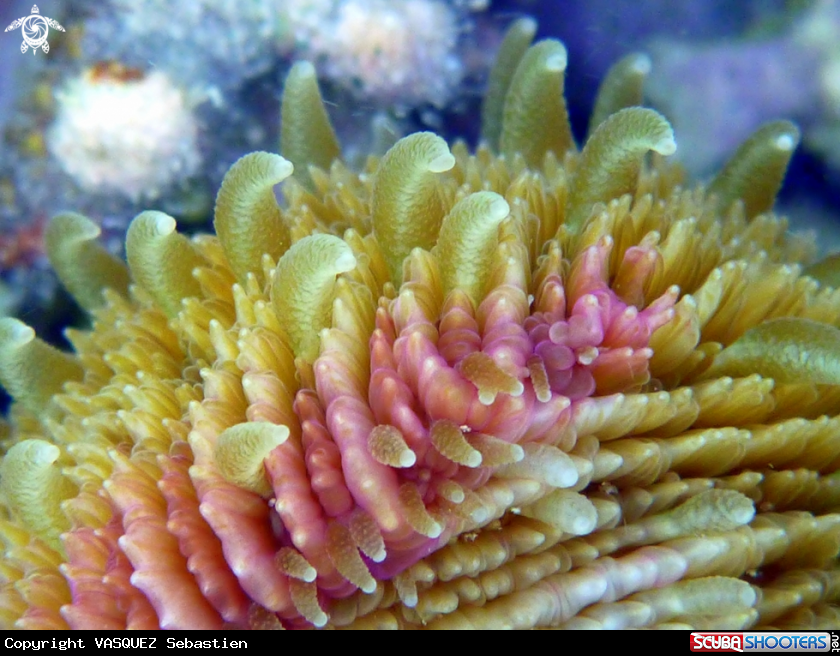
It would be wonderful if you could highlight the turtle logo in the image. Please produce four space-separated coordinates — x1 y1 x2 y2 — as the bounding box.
4 5 64 55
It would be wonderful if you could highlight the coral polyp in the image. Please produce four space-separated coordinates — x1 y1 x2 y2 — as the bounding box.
1 22 839 630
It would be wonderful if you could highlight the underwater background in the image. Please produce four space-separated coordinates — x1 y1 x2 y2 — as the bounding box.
1 0 840 631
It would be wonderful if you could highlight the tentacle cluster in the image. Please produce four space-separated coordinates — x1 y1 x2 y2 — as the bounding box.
1 20 839 630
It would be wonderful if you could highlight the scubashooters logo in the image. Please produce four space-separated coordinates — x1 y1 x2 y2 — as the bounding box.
4 5 64 55
690 632 835 653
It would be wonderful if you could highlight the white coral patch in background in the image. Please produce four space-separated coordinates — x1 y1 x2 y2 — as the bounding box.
47 69 201 201
308 0 464 109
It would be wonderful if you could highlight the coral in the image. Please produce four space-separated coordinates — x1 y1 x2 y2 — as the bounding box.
81 0 281 91
1 21 840 630
82 0 476 109
644 37 817 177
47 63 201 201
643 0 840 181
304 0 464 109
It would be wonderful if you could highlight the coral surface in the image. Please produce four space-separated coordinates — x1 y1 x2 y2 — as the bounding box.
47 63 201 201
305 0 463 108
1 23 839 630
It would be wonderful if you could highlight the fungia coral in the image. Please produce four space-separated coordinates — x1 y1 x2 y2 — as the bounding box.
1 20 840 630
